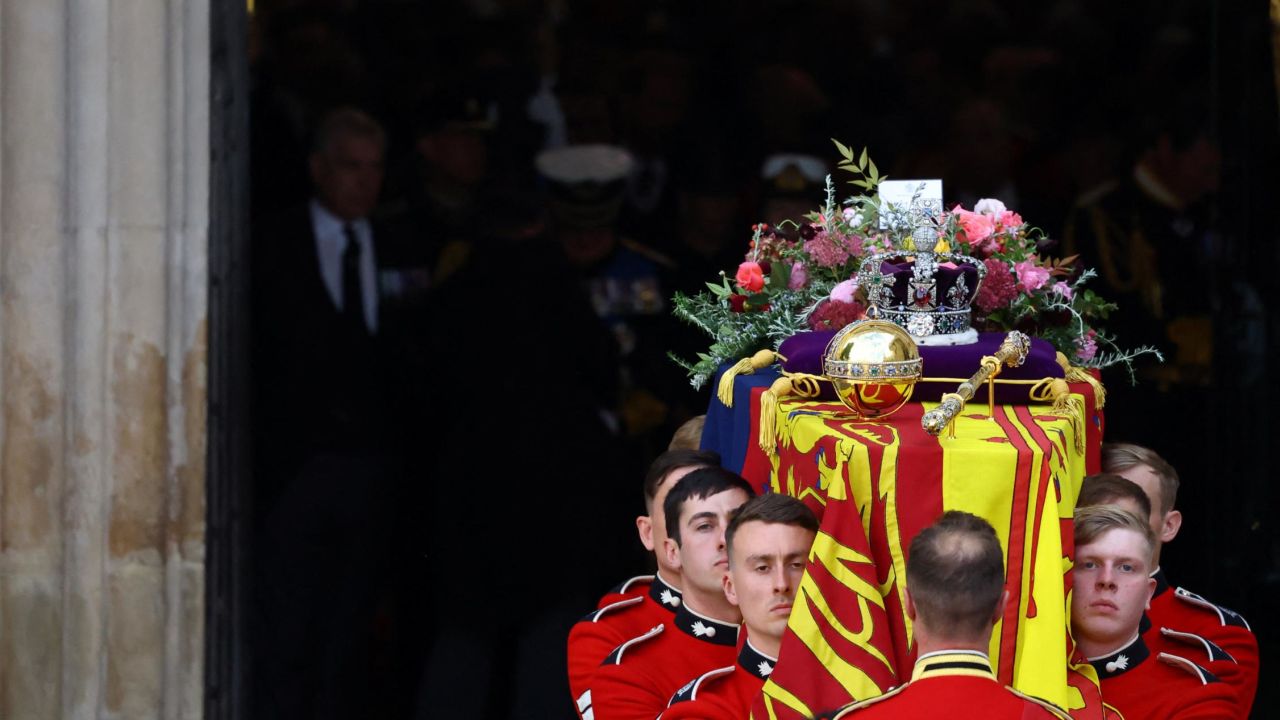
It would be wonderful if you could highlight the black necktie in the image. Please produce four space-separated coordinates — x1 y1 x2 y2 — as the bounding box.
341 224 365 332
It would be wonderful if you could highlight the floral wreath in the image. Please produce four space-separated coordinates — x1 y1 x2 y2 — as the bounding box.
670 141 1161 390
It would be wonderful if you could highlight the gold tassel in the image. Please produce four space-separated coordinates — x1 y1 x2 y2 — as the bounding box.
1055 352 1106 410
1047 377 1086 454
758 377 794 456
716 349 780 408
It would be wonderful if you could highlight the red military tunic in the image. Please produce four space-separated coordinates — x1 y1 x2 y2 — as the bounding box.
589 603 740 720
658 637 775 719
569 574 684 718
1143 568 1257 713
1089 634 1241 719
826 651 1072 719
1148 625 1252 719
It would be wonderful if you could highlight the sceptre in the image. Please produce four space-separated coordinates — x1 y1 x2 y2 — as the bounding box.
921 331 1031 436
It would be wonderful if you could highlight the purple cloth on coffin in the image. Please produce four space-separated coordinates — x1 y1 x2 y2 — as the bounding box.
880 258 981 308
777 330 1064 405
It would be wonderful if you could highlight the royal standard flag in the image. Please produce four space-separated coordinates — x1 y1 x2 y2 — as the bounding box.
738 385 1112 720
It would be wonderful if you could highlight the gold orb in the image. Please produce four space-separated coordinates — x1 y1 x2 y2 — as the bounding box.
823 319 923 419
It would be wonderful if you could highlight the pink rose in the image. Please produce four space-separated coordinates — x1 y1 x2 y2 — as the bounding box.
953 206 996 245
1051 281 1074 300
788 262 808 290
735 261 765 293
974 198 1008 217
1013 259 1051 293
997 210 1024 230
830 278 858 304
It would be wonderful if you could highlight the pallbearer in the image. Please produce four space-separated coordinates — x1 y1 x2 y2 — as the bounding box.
1070 506 1239 719
567 449 720 717
661 494 819 719
827 512 1071 719
1102 443 1258 713
589 468 756 720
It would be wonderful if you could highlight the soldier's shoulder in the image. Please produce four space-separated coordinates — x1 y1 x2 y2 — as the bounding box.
1004 686 1074 719
824 684 906 719
1172 587 1252 631
600 623 666 667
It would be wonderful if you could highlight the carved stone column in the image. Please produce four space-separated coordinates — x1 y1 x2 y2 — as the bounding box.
0 1 209 718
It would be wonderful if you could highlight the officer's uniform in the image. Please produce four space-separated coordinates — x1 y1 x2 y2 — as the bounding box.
658 637 776 719
1143 567 1258 714
1088 634 1241 719
568 575 684 716
826 651 1071 719
587 603 740 720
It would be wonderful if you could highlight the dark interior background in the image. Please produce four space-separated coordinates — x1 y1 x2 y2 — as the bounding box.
219 0 1280 717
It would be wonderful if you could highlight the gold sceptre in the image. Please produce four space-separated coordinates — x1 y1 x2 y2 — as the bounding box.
921 331 1031 437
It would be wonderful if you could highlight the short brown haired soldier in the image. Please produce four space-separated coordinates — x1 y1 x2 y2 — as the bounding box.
1077 472 1153 520
1070 506 1240 719
566 449 720 718
662 494 819 719
1101 443 1257 713
829 512 1070 719
590 468 756 720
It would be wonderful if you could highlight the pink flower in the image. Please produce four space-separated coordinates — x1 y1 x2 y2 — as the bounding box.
997 210 1024 230
1051 281 1074 301
953 206 996 245
735 261 765 292
788 262 808 290
1076 329 1098 361
830 278 858 304
804 230 861 268
807 299 865 331
1013 259 1051 293
975 258 1018 313
974 198 1008 217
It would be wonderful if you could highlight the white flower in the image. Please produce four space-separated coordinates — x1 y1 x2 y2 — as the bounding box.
842 207 864 226
974 198 1007 217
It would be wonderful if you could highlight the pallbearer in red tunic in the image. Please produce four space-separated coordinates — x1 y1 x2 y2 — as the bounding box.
661 494 820 719
1100 443 1258 713
828 512 1071 719
589 468 755 720
567 450 720 717
1071 505 1243 719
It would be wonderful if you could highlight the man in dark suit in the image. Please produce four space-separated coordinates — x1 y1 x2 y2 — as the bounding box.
251 106 406 720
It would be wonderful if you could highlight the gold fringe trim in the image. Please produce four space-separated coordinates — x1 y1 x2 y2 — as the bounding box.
1055 352 1106 410
716 349 781 408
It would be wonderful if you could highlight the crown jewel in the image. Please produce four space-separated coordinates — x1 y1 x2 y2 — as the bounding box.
859 182 986 345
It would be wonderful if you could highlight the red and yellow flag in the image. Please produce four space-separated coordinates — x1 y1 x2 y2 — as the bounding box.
745 386 1110 719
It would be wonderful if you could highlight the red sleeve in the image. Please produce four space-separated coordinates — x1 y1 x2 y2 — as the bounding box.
1176 682 1245 720
568 620 628 714
1208 626 1258 715
592 662 669 720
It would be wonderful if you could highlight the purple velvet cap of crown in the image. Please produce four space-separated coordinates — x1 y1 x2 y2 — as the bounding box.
778 330 1065 405
879 259 980 309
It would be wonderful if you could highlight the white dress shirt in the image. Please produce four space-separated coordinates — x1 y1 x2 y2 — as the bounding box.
309 199 379 334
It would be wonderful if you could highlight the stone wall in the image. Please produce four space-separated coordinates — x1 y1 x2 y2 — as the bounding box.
0 1 209 717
